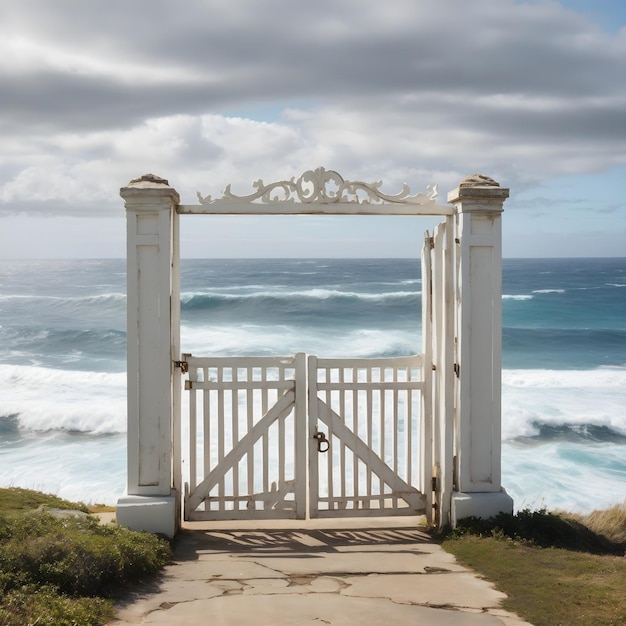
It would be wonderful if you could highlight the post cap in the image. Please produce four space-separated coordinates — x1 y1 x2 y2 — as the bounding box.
126 173 170 188
447 173 509 206
120 174 180 204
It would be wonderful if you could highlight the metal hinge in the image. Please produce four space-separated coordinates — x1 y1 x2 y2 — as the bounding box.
453 363 460 378
455 237 460 244
174 359 189 374
431 476 438 492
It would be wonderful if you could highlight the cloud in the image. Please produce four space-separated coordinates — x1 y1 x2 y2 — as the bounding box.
0 0 625 228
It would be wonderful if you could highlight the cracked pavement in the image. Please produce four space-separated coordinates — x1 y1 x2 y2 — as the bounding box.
108 523 533 625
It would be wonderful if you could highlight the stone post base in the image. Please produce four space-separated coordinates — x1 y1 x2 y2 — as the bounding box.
116 491 178 538
451 490 514 528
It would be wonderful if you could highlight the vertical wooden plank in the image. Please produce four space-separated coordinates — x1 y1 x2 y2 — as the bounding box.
393 366 399 510
217 365 225 513
202 369 210 497
326 367 333 510
405 382 414 494
441 215 456 525
247 366 254 508
353 366 359 508
379 368 386 509
189 366 197 494
308 355 318 519
232 367 239 510
421 230 434 522
294 353 307 519
278 363 286 495
366 365 373 501
339 366 346 508
262 364 269 506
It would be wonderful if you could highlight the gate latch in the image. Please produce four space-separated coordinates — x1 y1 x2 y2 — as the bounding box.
313 431 330 453
174 359 189 374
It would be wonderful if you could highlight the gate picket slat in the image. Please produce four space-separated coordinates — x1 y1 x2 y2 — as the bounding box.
202 370 209 495
380 382 385 507
326 367 333 507
189 366 198 492
307 355 319 518
339 367 346 507
246 367 254 505
393 367 399 511
404 389 414 488
278 366 285 493
232 368 239 510
352 367 358 506
217 367 225 512
261 368 269 503
366 367 373 499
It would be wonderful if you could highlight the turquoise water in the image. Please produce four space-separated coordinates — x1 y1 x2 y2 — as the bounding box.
0 258 624 511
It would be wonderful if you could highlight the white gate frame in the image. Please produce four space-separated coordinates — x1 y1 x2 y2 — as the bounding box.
116 168 513 537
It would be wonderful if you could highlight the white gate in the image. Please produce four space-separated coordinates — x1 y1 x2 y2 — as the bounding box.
182 352 432 521
183 354 306 521
308 355 430 518
118 169 511 537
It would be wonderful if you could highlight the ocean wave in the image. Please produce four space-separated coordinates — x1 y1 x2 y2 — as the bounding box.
0 293 125 305
532 289 565 294
502 367 626 440
514 422 626 444
181 288 418 305
503 367 626 389
0 327 126 370
502 294 533 301
0 364 126 434
502 441 626 514
180 324 420 359
180 290 421 323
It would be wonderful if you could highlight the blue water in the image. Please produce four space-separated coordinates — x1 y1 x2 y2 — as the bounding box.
0 258 624 511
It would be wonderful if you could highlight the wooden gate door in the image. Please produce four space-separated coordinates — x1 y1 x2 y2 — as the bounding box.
308 355 431 518
183 354 306 521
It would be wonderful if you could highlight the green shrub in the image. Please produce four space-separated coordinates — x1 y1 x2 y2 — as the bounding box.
0 510 171 597
451 508 621 554
0 584 113 626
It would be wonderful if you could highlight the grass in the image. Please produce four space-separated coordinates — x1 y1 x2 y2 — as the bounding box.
3 488 624 625
0 488 172 626
441 504 626 626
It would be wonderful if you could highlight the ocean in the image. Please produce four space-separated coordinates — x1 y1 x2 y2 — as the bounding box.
0 258 624 513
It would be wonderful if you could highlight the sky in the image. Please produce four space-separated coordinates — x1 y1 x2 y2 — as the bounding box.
0 0 625 258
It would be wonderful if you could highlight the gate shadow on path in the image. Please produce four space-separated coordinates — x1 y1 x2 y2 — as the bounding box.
174 525 436 560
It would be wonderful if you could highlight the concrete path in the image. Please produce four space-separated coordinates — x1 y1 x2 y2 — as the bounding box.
108 519 532 626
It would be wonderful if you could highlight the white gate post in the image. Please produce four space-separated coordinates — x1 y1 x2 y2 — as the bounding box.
447 174 513 526
116 174 180 538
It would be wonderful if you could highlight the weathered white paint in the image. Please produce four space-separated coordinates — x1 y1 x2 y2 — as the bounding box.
116 174 180 538
179 167 453 216
429 216 456 527
116 169 511 537
447 176 513 522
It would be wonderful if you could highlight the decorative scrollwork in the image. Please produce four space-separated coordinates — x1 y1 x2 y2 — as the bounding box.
196 167 438 206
